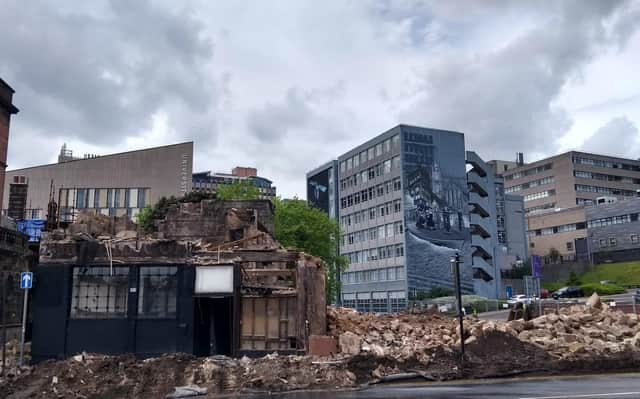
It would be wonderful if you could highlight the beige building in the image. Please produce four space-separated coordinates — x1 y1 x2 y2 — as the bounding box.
526 207 587 261
3 142 193 221
503 151 640 260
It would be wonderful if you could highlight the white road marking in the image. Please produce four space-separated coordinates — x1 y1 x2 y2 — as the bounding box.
520 392 640 399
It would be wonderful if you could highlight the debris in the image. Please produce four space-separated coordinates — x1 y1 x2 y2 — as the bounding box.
586 293 602 309
4 305 640 398
165 386 207 398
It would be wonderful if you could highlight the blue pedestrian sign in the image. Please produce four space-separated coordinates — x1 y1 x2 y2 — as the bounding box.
20 272 33 289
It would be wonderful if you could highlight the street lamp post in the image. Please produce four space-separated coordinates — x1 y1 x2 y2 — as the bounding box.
450 253 465 359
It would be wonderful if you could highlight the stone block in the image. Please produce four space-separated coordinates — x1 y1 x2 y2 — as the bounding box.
308 335 338 357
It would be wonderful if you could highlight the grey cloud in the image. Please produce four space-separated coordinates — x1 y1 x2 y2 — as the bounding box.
246 84 354 144
246 89 314 143
396 0 639 160
0 0 220 147
581 116 640 158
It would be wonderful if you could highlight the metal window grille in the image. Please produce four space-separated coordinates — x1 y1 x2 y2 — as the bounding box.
138 266 178 319
70 267 129 319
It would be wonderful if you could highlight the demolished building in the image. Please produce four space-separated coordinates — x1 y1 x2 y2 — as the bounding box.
31 200 326 363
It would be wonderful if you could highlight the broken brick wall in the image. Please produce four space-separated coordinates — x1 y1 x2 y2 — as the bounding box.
158 200 273 243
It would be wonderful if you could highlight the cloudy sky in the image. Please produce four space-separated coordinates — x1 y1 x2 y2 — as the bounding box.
2 0 640 198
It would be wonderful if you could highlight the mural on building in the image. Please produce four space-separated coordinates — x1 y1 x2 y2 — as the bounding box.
307 169 330 214
402 129 473 295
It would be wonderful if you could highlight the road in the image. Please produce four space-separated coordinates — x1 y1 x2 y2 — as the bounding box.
242 373 640 398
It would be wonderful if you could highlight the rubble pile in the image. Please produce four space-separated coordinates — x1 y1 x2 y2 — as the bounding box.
0 340 30 372
0 353 356 399
468 295 640 361
329 307 459 361
5 295 640 398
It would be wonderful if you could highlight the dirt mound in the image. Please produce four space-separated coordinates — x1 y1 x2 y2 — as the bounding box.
465 330 552 377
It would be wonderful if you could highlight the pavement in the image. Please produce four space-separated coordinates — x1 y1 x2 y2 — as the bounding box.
244 373 640 398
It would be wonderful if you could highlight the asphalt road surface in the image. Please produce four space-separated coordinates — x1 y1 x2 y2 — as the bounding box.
243 373 640 399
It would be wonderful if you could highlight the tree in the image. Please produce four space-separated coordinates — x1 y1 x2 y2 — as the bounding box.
548 247 560 264
216 180 261 201
273 198 347 304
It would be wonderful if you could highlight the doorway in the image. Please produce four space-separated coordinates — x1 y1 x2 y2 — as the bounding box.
194 296 233 357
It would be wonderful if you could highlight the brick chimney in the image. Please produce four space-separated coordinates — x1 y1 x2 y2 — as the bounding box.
0 78 19 211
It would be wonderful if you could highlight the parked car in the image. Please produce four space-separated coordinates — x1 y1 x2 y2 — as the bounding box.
507 294 533 305
634 289 640 304
552 286 584 300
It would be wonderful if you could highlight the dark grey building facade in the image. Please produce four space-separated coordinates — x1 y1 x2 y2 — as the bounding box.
586 197 640 263
306 160 339 220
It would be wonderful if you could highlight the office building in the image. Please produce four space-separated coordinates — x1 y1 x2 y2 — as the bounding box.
488 153 524 177
504 151 640 261
0 78 19 211
585 197 640 264
501 192 528 265
3 142 193 221
192 167 276 200
309 125 482 312
466 152 528 298
467 152 501 298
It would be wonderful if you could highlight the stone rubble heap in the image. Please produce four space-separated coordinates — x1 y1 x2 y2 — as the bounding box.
329 307 460 362
467 294 640 360
4 294 640 399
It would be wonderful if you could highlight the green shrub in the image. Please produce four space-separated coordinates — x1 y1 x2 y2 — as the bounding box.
580 283 626 296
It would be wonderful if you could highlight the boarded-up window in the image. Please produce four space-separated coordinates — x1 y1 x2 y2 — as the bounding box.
241 296 297 351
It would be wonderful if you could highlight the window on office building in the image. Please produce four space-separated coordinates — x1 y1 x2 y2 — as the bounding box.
631 234 639 244
599 239 608 248
392 155 401 170
392 134 400 147
376 143 383 156
609 237 617 247
371 292 388 313
389 291 406 313
383 159 392 174
566 242 573 251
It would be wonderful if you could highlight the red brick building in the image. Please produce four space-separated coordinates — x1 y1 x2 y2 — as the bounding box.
0 78 19 210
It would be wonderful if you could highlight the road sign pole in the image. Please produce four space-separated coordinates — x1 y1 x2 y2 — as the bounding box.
19 287 29 366
537 277 542 316
451 253 464 359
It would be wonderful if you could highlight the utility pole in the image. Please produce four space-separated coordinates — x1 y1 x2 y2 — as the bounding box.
451 253 465 359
